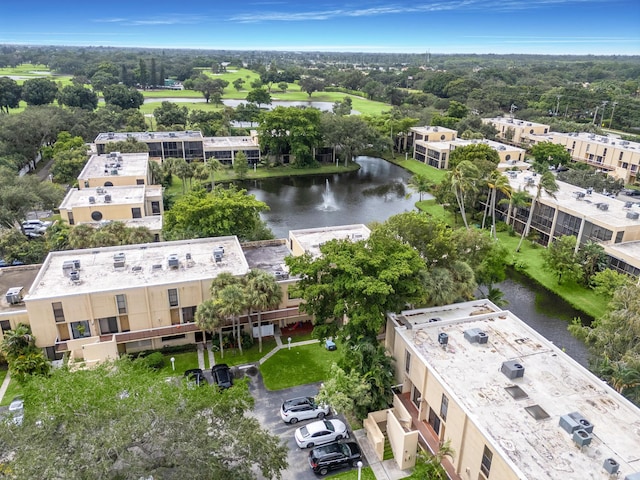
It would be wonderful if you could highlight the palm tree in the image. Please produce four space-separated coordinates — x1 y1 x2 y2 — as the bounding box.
195 299 226 358
504 189 531 227
216 284 248 355
516 170 558 252
1 323 35 361
448 160 479 229
407 174 433 202
489 172 512 238
245 270 282 352
204 158 222 189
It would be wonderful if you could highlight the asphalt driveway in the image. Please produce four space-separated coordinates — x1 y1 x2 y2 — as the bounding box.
245 366 365 479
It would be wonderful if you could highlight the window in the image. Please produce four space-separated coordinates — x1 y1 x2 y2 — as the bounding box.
168 288 179 307
71 320 91 339
104 181 113 187
52 302 65 322
619 152 624 161
136 179 145 185
131 207 142 219
162 334 186 342
68 212 75 225
182 306 197 323
586 144 590 152
99 317 119 334
505 154 511 161
116 294 127 314
151 201 161 215
0 320 11 332
405 349 411 373
480 446 493 477
440 394 449 421
91 211 103 221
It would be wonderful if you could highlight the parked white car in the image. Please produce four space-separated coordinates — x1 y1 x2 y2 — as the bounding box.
280 396 330 424
294 419 348 449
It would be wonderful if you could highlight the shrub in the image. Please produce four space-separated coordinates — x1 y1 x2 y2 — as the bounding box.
143 352 165 370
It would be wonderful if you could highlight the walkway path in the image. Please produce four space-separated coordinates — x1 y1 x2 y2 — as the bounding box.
0 371 11 404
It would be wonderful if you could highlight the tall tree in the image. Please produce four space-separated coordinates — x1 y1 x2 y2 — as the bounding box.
407 174 433 202
195 299 226 358
57 85 98 110
0 357 288 478
21 78 58 106
0 77 22 113
103 84 144 110
150 57 157 87
542 235 582 284
516 170 559 252
447 160 480 229
245 270 283 352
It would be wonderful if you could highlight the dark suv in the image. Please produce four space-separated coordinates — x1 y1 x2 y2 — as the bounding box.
211 364 233 389
308 441 362 476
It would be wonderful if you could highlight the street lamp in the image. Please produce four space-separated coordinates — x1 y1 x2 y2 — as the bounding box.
287 337 292 350
357 460 363 480
170 357 175 371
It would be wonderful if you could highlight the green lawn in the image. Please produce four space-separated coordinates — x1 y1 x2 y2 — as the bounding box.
329 467 376 479
495 231 608 320
0 376 23 407
213 338 278 367
158 351 200 377
260 342 341 390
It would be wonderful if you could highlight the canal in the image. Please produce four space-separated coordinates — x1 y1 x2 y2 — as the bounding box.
241 156 593 367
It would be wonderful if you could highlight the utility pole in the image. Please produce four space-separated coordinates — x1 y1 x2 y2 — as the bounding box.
592 105 600 125
555 95 562 116
600 100 608 127
609 101 618 129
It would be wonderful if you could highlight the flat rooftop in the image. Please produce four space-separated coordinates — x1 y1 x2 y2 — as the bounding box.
241 239 291 274
94 131 204 143
506 170 640 230
84 216 163 232
59 185 147 209
78 152 149 181
0 265 41 313
392 300 640 480
26 237 249 300
203 136 259 150
415 138 525 155
289 224 371 258
483 117 551 129
551 132 640 152
410 125 457 135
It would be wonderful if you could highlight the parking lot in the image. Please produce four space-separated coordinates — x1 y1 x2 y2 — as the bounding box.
245 367 365 479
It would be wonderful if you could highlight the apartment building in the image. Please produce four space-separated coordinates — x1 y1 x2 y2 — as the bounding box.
77 152 152 189
58 185 163 239
482 117 550 146
94 130 261 165
406 126 457 153
380 300 640 480
3 225 370 364
413 138 525 170
534 132 640 184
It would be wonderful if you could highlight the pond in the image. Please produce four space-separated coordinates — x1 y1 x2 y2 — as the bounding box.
143 97 359 113
240 156 426 239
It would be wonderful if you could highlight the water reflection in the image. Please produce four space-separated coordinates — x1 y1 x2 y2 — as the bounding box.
497 271 592 367
240 156 428 238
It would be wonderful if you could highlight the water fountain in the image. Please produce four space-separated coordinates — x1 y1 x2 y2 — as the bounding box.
319 179 338 211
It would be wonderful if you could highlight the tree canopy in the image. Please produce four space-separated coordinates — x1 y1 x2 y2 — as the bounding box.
0 357 288 479
163 185 272 241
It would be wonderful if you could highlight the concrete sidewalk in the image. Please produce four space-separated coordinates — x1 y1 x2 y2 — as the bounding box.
0 371 11 403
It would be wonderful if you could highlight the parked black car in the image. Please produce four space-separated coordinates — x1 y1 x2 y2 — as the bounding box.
184 368 206 386
211 364 233 389
308 441 362 476
622 188 640 197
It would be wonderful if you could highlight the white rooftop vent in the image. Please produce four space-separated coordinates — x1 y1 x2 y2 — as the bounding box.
167 254 179 268
5 286 24 305
501 360 525 379
113 253 126 268
152 264 163 270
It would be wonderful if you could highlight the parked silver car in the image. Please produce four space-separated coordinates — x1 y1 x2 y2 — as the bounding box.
294 419 348 448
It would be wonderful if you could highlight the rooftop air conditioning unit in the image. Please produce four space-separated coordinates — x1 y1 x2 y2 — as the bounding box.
213 246 224 262
624 472 640 480
627 212 640 220
167 254 179 268
501 360 525 379
464 328 489 344
169 132 176 138
597 203 609 211
560 411 593 434
274 270 289 280
104 194 112 203
69 271 80 282
89 196 96 204
603 458 620 475
438 332 449 346
625 201 634 208
572 429 592 447
113 253 126 268
5 287 24 305
97 187 105 195
107 132 114 139
576 192 586 199
110 169 118 175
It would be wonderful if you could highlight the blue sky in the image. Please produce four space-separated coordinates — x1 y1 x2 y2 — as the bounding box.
2 0 638 55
